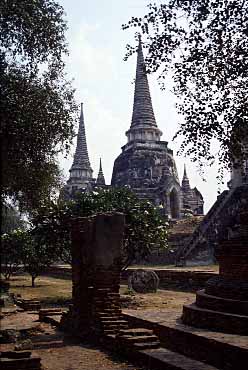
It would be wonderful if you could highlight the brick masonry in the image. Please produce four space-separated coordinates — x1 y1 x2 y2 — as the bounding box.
182 205 248 334
60 213 126 335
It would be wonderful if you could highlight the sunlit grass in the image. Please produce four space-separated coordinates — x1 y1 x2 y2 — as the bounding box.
130 264 219 272
8 273 72 305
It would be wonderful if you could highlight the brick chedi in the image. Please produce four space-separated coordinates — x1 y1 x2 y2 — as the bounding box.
111 37 204 219
62 38 203 218
96 158 106 187
181 165 204 215
182 194 248 334
62 103 96 198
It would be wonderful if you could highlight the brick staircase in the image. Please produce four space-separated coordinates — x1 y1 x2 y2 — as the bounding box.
123 311 247 370
116 328 160 351
86 288 162 353
176 189 232 264
93 289 129 335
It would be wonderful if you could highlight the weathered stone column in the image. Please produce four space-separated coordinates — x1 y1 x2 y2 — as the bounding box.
61 213 125 336
182 201 248 334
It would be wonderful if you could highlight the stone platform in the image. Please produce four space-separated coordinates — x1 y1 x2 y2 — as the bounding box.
182 288 248 335
123 309 248 370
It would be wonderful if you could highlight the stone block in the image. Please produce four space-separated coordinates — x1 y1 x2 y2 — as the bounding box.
128 269 159 293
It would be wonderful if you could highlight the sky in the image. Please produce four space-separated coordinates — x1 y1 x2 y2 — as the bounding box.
58 0 229 213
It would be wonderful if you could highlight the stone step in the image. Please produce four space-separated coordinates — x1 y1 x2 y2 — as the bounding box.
32 339 63 349
94 300 120 304
39 314 62 326
182 303 248 335
1 351 32 359
31 334 62 343
94 304 120 308
107 293 120 297
39 308 62 313
0 356 41 369
98 309 122 314
97 313 122 319
139 348 221 370
94 295 120 299
97 315 121 320
119 328 154 336
196 289 248 315
133 341 160 350
123 312 248 370
94 288 111 293
102 324 128 330
102 329 119 335
119 334 158 343
101 320 128 325
39 311 62 319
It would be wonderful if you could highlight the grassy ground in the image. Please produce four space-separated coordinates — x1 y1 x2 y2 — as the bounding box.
130 264 219 271
7 273 195 311
54 264 219 271
8 274 72 305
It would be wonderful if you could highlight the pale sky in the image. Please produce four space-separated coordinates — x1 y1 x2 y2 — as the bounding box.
58 0 229 213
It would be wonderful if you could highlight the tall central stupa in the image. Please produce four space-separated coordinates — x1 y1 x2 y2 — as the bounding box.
111 37 203 218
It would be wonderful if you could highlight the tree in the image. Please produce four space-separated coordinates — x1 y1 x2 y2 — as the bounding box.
0 0 78 211
21 231 55 287
1 200 24 234
1 228 55 285
1 229 25 280
123 0 248 177
32 188 168 270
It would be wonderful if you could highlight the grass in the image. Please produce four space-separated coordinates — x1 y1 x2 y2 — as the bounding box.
130 264 219 272
6 262 215 311
8 273 72 306
6 273 196 311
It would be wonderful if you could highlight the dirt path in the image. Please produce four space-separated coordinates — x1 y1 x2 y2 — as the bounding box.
1 312 144 370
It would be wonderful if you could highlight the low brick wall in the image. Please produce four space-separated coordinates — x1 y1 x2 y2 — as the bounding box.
44 266 217 290
121 269 218 289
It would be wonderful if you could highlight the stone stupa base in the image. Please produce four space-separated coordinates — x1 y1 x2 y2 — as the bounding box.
182 289 248 335
182 206 248 335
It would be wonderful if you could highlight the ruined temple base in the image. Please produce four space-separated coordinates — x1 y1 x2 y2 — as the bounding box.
182 207 248 336
182 289 248 335
123 309 248 370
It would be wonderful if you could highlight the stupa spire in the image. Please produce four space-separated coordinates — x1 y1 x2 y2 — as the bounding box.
183 164 188 179
71 103 92 171
96 158 106 186
130 35 157 128
182 164 190 188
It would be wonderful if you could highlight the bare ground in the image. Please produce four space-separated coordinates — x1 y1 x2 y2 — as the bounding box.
1 312 144 370
8 274 195 311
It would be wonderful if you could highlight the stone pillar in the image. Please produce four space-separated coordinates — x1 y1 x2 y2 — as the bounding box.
182 204 248 334
61 213 125 336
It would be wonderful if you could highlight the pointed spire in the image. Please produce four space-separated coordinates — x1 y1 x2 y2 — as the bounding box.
183 164 188 179
96 158 105 186
71 103 92 171
182 164 190 190
130 35 157 128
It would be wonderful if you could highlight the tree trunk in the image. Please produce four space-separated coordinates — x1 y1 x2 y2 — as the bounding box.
31 275 36 287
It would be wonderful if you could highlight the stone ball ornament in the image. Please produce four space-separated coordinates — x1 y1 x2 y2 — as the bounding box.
128 269 160 293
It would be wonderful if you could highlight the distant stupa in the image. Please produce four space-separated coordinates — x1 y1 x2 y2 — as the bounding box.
111 37 203 218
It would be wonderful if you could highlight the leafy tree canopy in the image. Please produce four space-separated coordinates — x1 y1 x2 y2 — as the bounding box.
123 0 248 177
32 188 168 270
0 0 78 211
22 230 56 287
1 228 56 286
1 228 24 280
1 200 25 233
